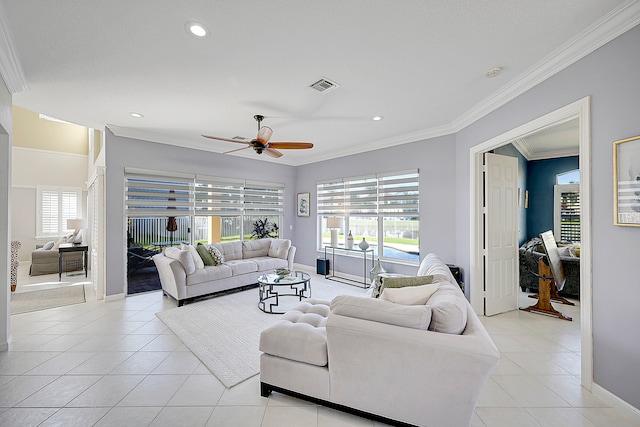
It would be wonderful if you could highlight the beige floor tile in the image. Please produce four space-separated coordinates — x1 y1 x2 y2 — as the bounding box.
317 406 374 426
207 405 266 427
217 376 269 407
261 405 318 427
108 351 171 375
492 374 571 407
15 375 100 407
0 407 59 426
118 374 189 407
24 351 96 375
94 406 162 426
150 406 214 426
167 374 226 407
39 407 111 426
0 375 58 407
525 407 597 427
68 375 145 407
150 351 201 375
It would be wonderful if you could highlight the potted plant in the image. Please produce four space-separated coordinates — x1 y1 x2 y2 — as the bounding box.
251 218 279 239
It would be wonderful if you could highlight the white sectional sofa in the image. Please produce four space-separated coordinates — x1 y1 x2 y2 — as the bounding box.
153 238 296 306
259 253 500 427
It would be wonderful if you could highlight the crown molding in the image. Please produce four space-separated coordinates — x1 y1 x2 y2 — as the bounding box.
0 2 28 93
452 0 640 133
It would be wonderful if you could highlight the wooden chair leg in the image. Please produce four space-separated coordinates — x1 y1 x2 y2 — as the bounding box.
520 258 572 321
528 281 575 306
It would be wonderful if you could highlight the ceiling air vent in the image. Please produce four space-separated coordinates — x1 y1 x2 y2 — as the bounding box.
310 77 340 93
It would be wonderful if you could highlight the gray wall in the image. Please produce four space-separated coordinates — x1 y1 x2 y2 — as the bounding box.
455 25 640 408
104 131 296 298
294 134 457 280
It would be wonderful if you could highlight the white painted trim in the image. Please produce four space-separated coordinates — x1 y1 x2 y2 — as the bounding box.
104 293 125 302
469 97 593 390
453 1 640 132
592 383 640 422
11 146 88 159
0 2 28 94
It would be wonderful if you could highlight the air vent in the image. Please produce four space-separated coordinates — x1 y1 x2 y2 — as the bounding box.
310 77 340 93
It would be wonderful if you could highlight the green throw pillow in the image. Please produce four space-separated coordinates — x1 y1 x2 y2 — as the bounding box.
381 275 434 292
196 243 216 266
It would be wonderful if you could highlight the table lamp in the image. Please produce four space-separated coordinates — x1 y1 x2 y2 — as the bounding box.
327 217 342 247
67 218 88 244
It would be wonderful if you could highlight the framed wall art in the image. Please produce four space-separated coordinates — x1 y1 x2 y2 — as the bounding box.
613 135 640 226
297 192 310 217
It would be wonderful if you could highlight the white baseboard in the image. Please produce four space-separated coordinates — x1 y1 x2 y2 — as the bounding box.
592 383 640 422
104 293 125 302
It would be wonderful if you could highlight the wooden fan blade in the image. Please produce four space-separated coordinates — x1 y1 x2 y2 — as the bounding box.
267 142 314 149
223 146 251 155
264 148 283 158
202 135 250 145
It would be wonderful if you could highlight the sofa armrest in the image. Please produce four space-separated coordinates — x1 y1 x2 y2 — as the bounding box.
153 254 187 300
286 245 296 270
326 308 500 427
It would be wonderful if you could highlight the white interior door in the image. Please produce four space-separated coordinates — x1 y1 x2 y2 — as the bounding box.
484 153 518 316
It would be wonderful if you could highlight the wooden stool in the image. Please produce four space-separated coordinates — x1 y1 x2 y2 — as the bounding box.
520 258 572 321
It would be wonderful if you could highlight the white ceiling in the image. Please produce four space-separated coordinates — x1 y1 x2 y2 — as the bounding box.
1 0 637 165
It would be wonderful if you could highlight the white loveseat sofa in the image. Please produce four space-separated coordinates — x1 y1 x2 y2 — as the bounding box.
259 254 500 427
153 238 296 306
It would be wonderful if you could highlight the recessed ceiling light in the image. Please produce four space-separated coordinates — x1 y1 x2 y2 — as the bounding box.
186 21 208 37
484 67 503 78
372 116 383 121
130 112 144 118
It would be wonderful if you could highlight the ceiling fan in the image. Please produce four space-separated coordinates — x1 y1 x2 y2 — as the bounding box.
202 115 314 158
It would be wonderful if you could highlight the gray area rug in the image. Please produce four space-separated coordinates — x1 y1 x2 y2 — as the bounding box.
156 289 284 388
11 285 86 314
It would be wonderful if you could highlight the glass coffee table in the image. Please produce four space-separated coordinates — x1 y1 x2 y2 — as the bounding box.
258 271 311 314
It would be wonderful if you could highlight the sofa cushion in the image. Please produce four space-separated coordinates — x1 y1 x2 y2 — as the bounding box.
242 239 271 258
186 264 233 286
164 247 196 275
370 273 407 298
251 256 288 271
42 241 55 250
224 259 258 275
426 281 468 334
181 244 205 269
260 300 330 366
268 239 291 259
380 283 439 306
331 295 432 330
214 241 242 261
196 243 216 266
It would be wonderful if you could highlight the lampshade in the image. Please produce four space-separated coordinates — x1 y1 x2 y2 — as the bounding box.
67 218 88 230
327 217 342 229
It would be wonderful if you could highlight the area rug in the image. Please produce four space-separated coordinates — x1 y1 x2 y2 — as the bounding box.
156 289 284 388
10 285 86 314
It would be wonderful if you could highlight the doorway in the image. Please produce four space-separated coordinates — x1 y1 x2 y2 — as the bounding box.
469 97 593 389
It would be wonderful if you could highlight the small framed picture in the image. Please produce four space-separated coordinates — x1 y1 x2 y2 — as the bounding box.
614 135 640 226
297 192 310 217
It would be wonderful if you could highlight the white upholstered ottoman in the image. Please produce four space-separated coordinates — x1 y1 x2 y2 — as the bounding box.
259 299 332 400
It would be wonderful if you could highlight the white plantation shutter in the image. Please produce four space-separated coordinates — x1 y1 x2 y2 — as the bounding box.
37 186 82 237
554 184 580 243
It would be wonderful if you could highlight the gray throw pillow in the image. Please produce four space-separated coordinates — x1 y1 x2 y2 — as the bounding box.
207 245 225 265
42 241 55 250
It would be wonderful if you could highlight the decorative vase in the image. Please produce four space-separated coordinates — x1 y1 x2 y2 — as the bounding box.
369 258 386 283
358 237 369 251
346 230 354 249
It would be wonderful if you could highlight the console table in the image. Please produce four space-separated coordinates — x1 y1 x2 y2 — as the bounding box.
324 246 373 288
58 243 88 280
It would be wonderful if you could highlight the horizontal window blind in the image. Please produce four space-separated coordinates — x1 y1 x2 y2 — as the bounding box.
125 173 194 217
559 189 580 242
125 171 284 217
317 170 418 215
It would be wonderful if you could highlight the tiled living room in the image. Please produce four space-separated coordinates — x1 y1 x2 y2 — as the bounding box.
3 270 638 427
2 1 640 426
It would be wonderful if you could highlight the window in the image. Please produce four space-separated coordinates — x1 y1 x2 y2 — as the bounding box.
554 184 580 242
317 170 419 262
37 186 82 238
125 170 284 247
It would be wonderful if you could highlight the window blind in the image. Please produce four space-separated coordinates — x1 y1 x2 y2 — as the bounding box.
559 190 580 242
125 173 194 217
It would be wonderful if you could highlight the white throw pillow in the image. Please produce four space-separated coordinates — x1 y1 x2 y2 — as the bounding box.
42 241 55 250
181 244 205 269
380 283 440 305
331 295 432 330
164 246 196 275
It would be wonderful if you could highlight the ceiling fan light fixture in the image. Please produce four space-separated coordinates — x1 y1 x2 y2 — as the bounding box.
483 66 503 78
186 21 208 37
